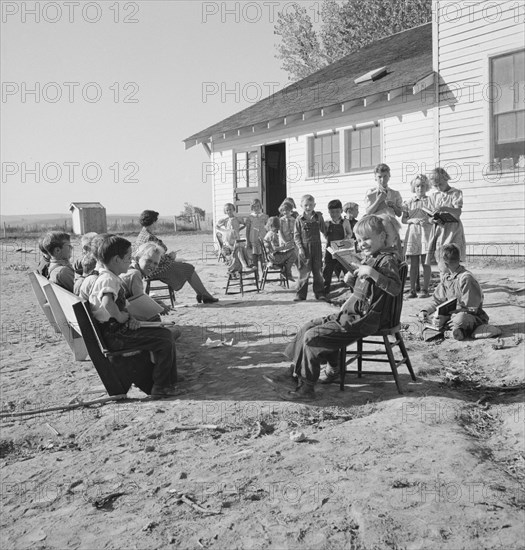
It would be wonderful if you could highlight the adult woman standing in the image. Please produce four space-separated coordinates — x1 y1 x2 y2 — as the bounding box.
135 210 218 304
425 168 467 264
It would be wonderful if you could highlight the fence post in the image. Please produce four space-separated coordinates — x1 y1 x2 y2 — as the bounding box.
173 216 177 233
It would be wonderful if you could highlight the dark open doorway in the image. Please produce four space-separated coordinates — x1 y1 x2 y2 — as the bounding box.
263 143 287 217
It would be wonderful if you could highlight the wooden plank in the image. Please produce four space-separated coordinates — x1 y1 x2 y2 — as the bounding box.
43 284 89 361
28 272 61 334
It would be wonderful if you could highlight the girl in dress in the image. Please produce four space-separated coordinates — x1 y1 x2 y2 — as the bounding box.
245 198 268 274
425 168 467 264
402 175 433 298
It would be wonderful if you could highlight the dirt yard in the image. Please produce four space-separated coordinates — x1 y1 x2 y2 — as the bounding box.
1 232 524 550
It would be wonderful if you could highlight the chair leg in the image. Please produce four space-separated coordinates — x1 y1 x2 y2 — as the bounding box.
239 272 244 296
260 269 267 291
383 335 403 394
397 332 417 381
357 338 363 377
339 347 346 391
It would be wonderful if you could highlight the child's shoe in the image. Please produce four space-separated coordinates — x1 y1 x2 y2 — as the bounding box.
287 379 315 400
293 295 306 301
418 290 430 298
444 328 465 341
319 367 339 384
315 294 328 302
407 291 417 298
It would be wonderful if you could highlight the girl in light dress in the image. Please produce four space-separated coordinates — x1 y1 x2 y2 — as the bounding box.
402 175 433 298
245 198 268 274
425 167 467 264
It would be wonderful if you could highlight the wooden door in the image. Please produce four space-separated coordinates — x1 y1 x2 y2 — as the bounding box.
233 148 262 216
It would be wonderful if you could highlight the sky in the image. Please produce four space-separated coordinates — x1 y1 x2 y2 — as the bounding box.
0 0 320 216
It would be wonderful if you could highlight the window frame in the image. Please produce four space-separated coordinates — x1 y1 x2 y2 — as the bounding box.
233 149 260 188
307 131 341 179
343 123 382 173
488 48 525 172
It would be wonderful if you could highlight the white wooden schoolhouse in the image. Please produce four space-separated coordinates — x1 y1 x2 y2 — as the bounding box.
184 0 524 256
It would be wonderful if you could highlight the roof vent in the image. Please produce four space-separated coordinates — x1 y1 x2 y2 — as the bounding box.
354 66 387 84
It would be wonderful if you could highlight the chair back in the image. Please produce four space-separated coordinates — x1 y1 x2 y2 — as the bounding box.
389 261 408 328
259 238 270 264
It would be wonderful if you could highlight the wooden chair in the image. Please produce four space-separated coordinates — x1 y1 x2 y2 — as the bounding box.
43 283 89 361
216 232 226 263
338 262 416 394
259 239 289 291
28 272 61 334
145 279 176 307
72 301 154 396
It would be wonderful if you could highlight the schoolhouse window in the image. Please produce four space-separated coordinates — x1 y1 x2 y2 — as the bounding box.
308 132 340 178
490 49 525 171
234 150 259 187
344 125 381 172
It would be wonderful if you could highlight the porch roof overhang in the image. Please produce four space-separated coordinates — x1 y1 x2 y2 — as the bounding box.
184 23 433 150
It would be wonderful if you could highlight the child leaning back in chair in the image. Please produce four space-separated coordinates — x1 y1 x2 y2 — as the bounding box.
276 215 402 399
87 234 180 398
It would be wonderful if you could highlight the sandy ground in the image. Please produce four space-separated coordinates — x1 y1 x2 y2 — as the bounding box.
1 232 524 550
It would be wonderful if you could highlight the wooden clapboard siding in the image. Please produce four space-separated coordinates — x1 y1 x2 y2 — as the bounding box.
436 0 525 247
211 150 234 230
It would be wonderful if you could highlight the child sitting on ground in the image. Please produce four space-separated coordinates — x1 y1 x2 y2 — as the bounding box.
88 234 179 398
245 198 269 274
323 199 354 294
418 243 491 341
41 231 75 292
278 215 402 399
263 216 296 281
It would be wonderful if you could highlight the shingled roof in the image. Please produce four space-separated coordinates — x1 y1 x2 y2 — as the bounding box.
184 22 433 149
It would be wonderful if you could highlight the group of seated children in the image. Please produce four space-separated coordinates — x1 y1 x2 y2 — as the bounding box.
216 196 360 301
37 231 180 398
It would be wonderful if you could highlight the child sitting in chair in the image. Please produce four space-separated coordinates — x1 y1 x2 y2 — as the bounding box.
263 216 296 282
41 231 75 292
120 242 180 340
276 215 401 399
87 234 179 398
215 203 252 273
418 243 490 341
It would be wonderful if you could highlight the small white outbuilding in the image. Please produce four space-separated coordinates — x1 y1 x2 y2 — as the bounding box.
69 202 107 235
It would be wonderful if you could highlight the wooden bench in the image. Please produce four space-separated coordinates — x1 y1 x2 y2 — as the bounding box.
29 272 155 396
71 301 154 396
41 281 89 361
28 271 61 334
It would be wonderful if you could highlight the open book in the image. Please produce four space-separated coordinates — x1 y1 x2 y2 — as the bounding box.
126 293 165 321
421 206 459 224
327 239 362 271
424 298 458 330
